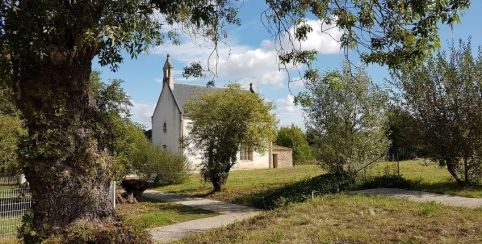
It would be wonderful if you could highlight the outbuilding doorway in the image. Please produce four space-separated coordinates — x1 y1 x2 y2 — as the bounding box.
272 154 278 168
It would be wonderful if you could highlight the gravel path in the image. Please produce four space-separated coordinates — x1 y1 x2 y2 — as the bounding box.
353 188 482 208
143 190 261 243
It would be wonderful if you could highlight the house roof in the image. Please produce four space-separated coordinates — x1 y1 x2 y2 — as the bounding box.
172 83 220 112
272 145 292 151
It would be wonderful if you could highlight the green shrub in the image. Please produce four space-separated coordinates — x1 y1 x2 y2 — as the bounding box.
253 172 355 209
359 174 412 189
132 144 189 185
43 221 151 244
19 213 151 244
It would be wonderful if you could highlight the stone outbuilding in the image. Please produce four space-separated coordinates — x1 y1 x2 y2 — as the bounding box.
270 145 293 168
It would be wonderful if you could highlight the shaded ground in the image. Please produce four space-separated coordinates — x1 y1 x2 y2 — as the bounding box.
116 196 217 229
154 165 322 206
155 161 482 210
177 194 482 243
143 190 260 243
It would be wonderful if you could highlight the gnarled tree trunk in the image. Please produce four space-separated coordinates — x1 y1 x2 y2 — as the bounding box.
16 56 116 240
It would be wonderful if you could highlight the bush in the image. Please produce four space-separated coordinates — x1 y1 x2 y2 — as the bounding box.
19 212 151 243
42 220 152 244
132 144 189 186
120 179 149 203
253 172 355 209
359 174 412 189
275 125 314 165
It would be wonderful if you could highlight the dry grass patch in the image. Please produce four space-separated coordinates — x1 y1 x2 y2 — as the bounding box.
177 194 482 243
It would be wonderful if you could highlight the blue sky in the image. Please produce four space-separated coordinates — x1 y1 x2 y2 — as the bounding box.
93 1 482 130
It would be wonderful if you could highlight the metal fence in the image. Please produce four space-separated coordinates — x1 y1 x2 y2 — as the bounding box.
0 177 20 186
0 180 116 243
0 187 31 242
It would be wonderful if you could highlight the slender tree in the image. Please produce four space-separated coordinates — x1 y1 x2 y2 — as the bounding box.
301 65 389 173
393 40 482 185
184 83 276 192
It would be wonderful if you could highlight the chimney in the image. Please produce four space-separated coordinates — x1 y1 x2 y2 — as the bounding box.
163 54 174 90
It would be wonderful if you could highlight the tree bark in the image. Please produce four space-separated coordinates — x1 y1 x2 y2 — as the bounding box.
16 57 116 240
446 160 465 186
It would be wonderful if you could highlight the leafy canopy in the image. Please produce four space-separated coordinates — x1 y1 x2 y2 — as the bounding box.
302 65 389 173
184 83 276 191
264 0 470 69
0 81 26 176
0 0 241 73
275 125 314 164
393 40 482 185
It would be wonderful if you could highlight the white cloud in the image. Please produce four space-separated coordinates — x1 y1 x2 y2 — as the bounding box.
130 101 156 128
274 95 305 128
279 19 342 54
151 19 342 89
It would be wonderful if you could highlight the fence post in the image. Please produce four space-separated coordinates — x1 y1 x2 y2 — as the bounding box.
113 181 116 209
396 150 400 177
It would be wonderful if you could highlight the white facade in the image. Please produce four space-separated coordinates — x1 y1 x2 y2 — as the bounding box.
152 55 272 171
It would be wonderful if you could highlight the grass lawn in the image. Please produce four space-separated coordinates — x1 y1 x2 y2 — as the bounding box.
116 197 217 229
177 194 482 243
368 159 482 198
0 217 22 244
155 160 482 208
154 165 322 206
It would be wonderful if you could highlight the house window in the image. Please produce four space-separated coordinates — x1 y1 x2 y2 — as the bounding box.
240 146 253 161
163 121 167 133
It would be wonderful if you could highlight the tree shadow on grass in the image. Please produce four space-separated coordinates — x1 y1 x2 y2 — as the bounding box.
355 174 482 198
229 172 355 210
410 180 482 197
122 196 215 216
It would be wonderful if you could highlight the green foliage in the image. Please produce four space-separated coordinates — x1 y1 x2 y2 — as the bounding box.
42 221 152 244
263 0 470 70
91 71 188 185
384 107 422 160
184 83 276 192
393 40 482 185
0 82 26 176
0 114 25 175
0 0 240 240
254 172 355 209
360 175 412 189
131 143 189 186
0 0 242 71
301 65 389 174
275 125 314 164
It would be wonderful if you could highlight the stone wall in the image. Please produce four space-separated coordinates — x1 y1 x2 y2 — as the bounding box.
272 146 293 168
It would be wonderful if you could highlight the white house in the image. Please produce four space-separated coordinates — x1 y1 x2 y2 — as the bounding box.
152 55 292 171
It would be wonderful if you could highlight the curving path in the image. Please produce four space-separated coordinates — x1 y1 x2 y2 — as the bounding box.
143 190 261 243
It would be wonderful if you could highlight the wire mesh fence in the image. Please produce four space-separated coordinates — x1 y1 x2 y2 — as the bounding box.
0 180 116 242
0 176 20 185
0 186 31 242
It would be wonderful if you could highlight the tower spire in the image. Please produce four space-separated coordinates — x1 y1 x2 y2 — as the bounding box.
163 54 174 90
